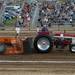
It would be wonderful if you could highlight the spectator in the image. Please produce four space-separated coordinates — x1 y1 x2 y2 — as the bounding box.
22 0 75 27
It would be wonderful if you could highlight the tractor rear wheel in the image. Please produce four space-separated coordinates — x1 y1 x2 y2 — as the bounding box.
34 35 53 53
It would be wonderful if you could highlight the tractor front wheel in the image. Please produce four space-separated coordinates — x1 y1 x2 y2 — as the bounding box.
69 44 75 53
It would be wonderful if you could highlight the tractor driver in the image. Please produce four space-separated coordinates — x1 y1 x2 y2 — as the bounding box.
41 25 48 32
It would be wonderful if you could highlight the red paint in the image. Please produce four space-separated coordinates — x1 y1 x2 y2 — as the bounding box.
63 40 71 45
55 32 75 37
38 32 50 36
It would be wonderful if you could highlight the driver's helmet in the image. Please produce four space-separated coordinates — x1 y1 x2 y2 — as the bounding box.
41 25 48 32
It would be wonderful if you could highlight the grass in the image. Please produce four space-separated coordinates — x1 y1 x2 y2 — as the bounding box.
3 17 17 27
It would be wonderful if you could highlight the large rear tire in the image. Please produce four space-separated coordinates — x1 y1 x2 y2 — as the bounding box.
23 38 33 54
34 35 53 53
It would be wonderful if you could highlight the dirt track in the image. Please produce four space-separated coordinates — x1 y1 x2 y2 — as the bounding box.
0 48 75 75
0 62 75 75
0 48 74 61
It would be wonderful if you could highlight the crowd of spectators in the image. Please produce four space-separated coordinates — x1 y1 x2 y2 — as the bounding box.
22 2 31 27
0 2 3 9
22 0 75 27
38 1 75 27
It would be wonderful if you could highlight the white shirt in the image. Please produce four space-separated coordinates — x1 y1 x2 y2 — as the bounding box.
15 27 20 34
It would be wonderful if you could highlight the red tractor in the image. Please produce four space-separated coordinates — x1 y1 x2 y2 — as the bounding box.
33 27 74 53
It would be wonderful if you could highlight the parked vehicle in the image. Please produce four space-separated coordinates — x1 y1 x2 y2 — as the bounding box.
3 12 12 20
